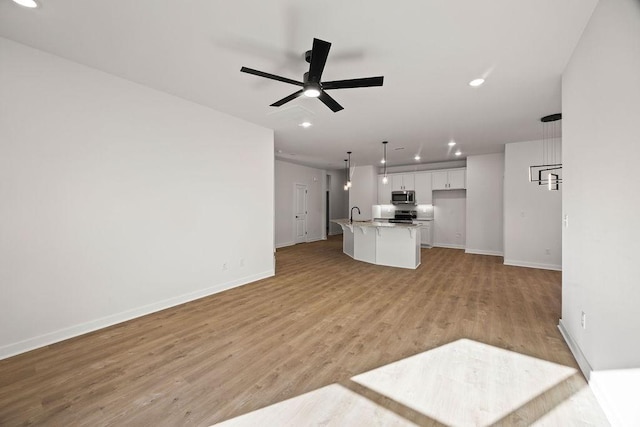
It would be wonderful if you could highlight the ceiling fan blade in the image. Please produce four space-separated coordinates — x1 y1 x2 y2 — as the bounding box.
308 38 331 83
322 76 384 90
240 67 304 87
318 91 344 112
270 90 304 107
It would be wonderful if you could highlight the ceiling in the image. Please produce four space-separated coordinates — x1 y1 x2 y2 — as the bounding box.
0 0 597 170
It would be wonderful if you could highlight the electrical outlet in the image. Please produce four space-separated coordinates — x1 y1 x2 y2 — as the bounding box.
581 311 586 329
545 248 550 255
563 214 569 228
222 262 228 271
239 258 245 267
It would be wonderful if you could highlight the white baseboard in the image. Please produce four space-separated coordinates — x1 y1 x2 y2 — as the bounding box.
558 319 592 380
275 241 294 249
590 369 640 427
433 243 465 250
276 236 325 249
559 320 640 427
504 259 562 271
0 269 275 361
465 248 504 257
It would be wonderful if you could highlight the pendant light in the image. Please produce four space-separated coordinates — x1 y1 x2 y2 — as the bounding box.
346 151 352 188
529 113 562 190
381 141 389 184
343 159 349 191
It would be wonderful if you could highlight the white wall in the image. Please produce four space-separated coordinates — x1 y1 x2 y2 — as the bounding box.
503 140 562 270
274 160 325 247
466 153 504 256
327 169 348 235
0 38 275 359
348 165 377 220
433 190 466 249
562 0 640 424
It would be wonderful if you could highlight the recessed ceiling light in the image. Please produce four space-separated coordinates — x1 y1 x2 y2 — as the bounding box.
448 141 456 147
380 159 386 164
414 155 421 161
455 150 462 156
12 0 38 7
299 121 312 128
469 78 485 87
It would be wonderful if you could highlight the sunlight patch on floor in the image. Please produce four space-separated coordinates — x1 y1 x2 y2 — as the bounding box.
213 383 416 426
534 386 608 426
214 339 609 426
352 339 605 426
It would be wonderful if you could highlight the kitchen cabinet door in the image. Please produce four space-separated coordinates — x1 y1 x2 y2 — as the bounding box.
402 174 415 191
432 169 466 190
448 169 466 189
378 175 392 204
391 174 404 191
432 171 449 190
392 173 415 191
414 172 432 204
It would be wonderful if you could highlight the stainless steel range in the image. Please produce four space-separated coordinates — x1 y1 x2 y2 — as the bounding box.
389 209 417 223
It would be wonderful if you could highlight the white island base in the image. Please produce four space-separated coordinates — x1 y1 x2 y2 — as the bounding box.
333 220 421 269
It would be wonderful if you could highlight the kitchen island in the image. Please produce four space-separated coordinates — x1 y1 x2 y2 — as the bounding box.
332 219 421 269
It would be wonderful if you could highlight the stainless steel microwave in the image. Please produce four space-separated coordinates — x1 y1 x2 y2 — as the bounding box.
391 190 416 205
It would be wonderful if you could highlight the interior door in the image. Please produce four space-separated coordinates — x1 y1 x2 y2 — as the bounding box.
294 183 308 244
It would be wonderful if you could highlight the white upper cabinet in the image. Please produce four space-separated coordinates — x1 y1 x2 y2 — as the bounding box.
377 175 393 204
375 168 464 205
432 169 466 190
448 169 466 189
414 172 433 204
391 173 415 191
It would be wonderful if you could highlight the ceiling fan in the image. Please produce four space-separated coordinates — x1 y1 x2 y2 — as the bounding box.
240 38 384 112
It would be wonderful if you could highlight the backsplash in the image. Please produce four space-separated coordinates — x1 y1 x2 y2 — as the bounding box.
372 204 434 220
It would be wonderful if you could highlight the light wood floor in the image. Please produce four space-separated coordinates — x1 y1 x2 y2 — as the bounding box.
0 237 605 426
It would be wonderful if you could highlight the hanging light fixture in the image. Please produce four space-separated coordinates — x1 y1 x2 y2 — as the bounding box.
381 141 389 184
346 151 352 188
343 159 349 191
529 113 562 191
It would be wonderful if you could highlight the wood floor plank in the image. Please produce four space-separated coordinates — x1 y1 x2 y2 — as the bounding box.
0 237 600 426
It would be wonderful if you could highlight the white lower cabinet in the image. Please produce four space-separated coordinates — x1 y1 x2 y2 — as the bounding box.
415 220 433 247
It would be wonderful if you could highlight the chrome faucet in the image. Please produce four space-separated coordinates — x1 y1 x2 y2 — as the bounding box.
350 206 361 223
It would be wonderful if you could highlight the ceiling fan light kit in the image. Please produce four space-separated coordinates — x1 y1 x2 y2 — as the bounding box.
12 0 38 8
241 38 384 112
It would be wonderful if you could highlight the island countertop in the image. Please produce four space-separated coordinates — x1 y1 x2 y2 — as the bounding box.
332 219 421 229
